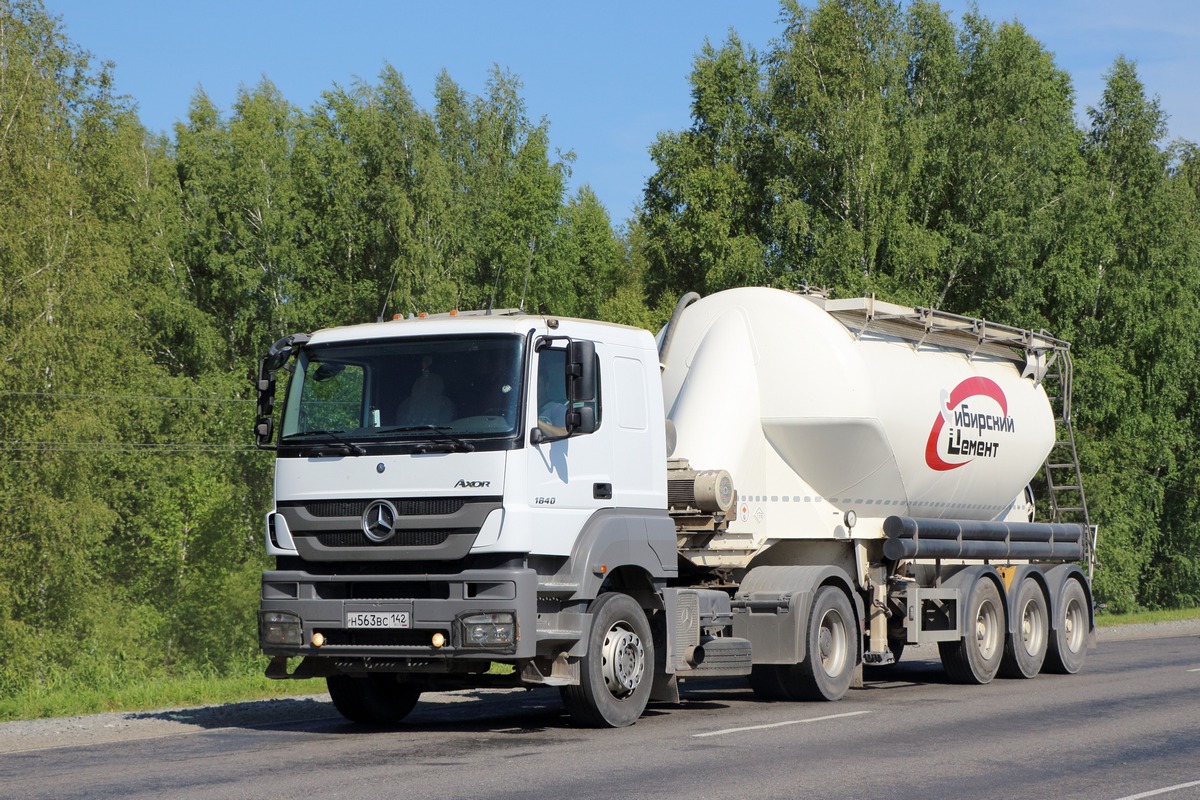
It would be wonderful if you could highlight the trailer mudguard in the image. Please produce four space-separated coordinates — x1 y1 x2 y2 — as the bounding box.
938 565 1004 636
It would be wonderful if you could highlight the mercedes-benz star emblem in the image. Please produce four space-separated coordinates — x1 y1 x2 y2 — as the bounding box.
361 500 398 543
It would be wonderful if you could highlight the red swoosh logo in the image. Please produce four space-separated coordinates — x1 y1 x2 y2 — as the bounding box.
925 377 1008 471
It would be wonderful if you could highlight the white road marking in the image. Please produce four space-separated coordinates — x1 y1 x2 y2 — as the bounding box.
692 709 872 738
1113 779 1200 800
1187 668 1200 672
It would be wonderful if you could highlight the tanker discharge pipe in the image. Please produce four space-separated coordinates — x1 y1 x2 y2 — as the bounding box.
658 292 701 369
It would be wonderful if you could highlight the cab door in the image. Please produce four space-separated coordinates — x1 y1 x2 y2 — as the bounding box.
524 342 613 553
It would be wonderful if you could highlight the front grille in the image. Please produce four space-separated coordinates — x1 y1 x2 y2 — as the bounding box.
313 582 451 601
302 498 466 518
308 529 455 548
304 500 370 518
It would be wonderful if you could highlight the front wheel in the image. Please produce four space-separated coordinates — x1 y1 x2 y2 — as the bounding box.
326 673 421 725
561 592 654 728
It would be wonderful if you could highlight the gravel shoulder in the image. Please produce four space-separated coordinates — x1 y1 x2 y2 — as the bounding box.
3 619 1197 755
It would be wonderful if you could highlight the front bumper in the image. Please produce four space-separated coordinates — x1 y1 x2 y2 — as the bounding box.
259 564 540 663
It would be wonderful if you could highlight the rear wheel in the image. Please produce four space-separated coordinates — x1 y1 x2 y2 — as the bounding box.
749 586 857 702
999 578 1049 679
326 673 421 725
940 576 1004 684
749 664 791 700
1044 578 1089 674
561 592 654 728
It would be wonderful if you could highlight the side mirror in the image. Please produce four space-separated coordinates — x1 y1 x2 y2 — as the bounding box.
255 333 310 448
567 339 596 403
566 405 596 436
254 359 278 448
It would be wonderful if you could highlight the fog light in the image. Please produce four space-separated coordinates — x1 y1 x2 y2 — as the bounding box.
457 612 516 648
312 632 326 648
431 632 446 648
260 611 303 646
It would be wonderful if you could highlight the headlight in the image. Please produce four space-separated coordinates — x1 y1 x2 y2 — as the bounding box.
457 612 516 649
260 610 303 646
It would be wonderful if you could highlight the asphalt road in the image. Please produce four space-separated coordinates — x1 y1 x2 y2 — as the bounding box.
3 625 1198 800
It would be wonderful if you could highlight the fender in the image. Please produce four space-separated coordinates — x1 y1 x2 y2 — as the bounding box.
997 564 1051 638
552 508 678 603
939 565 1006 635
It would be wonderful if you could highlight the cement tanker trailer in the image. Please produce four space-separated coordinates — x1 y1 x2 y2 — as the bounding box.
255 286 1095 727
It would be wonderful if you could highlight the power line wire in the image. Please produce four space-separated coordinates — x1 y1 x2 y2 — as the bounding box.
2 440 256 453
0 391 253 403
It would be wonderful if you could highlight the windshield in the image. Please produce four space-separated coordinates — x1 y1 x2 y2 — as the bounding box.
279 334 523 448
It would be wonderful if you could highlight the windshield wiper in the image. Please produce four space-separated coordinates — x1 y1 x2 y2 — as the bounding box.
281 429 366 456
374 425 475 453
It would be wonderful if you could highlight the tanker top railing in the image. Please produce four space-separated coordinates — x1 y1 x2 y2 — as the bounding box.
803 294 1071 384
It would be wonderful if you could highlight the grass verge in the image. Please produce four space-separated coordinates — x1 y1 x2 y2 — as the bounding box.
0 668 326 724
1094 606 1200 626
1 661 519 723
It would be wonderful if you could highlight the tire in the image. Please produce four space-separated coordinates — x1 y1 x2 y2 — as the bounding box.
749 664 791 700
1044 578 1089 674
748 586 857 702
561 593 654 728
326 673 421 725
999 577 1049 679
939 576 1004 685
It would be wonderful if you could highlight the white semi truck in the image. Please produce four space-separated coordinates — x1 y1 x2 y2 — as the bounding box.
255 287 1096 727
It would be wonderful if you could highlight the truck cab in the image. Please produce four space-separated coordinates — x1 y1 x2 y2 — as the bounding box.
256 311 680 727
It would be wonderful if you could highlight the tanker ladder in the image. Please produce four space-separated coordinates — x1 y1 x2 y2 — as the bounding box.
1038 345 1097 581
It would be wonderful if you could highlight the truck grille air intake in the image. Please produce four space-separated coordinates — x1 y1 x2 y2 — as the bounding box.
313 529 455 548
303 498 465 517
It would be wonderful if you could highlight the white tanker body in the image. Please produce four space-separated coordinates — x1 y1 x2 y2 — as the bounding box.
662 287 1055 562
254 286 1096 728
660 287 1094 696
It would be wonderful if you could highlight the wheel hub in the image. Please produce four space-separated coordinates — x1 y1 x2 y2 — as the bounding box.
1020 600 1045 656
601 623 645 698
975 602 999 660
817 610 847 676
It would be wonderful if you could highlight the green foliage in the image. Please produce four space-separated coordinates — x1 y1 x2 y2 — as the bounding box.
637 0 1200 612
0 0 636 701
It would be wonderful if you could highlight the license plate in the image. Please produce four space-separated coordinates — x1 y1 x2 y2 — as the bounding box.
345 611 410 629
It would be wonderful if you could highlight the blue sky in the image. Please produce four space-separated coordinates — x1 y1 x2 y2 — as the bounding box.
43 1 1200 224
